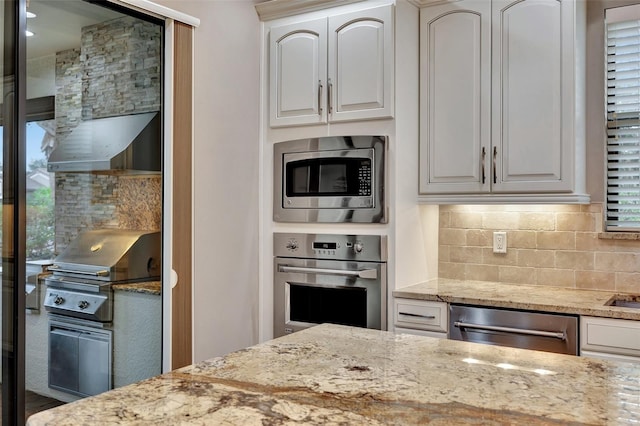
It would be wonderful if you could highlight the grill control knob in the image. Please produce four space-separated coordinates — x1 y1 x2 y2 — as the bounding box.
353 243 364 254
53 296 64 305
286 240 298 251
78 300 90 310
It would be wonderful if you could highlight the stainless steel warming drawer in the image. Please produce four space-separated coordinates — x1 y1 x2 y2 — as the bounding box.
449 304 578 355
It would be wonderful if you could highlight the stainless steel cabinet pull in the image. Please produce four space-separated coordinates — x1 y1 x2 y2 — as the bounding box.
318 80 323 114
492 146 497 184
279 265 377 280
328 78 333 114
481 147 486 184
399 312 436 320
454 321 566 340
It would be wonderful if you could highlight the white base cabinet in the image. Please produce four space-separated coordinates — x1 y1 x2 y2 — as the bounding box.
418 0 589 204
580 316 640 363
393 298 448 338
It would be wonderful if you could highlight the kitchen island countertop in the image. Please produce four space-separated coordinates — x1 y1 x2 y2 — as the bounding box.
394 278 640 321
27 323 640 425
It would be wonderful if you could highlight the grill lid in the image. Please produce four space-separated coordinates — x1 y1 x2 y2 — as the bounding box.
50 229 160 282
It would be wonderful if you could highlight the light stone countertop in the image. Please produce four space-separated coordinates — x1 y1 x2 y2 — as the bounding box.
393 278 640 321
27 323 640 425
112 280 161 295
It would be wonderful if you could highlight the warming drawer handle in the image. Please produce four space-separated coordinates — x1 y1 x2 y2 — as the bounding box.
48 265 109 277
399 312 436 320
453 321 566 340
279 265 377 280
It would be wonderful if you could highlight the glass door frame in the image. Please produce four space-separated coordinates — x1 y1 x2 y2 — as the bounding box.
2 0 27 424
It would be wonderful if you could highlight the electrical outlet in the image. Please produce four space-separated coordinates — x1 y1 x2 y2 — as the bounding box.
493 231 507 254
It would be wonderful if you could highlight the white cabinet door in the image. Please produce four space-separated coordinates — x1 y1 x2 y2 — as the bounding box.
269 19 327 127
328 5 394 122
492 0 572 193
419 1 491 194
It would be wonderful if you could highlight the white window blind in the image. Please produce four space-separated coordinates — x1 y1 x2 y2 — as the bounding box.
606 17 640 230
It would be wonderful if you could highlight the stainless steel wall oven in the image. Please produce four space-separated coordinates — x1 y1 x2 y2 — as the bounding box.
273 136 387 223
274 233 387 338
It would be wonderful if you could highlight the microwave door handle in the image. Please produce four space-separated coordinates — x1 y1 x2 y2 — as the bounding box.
279 265 377 280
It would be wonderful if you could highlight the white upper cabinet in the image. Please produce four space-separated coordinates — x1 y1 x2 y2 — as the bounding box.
270 19 327 127
419 0 589 203
269 4 394 128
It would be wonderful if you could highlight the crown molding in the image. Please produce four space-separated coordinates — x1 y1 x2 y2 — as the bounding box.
407 0 462 7
255 0 366 21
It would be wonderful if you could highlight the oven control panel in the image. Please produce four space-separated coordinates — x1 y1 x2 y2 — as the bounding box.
275 233 387 262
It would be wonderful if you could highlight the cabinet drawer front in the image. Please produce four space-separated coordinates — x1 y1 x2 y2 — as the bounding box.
394 299 447 332
581 316 640 357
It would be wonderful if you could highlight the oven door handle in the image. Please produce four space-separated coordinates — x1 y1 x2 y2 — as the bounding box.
453 321 566 340
48 265 109 277
279 266 377 280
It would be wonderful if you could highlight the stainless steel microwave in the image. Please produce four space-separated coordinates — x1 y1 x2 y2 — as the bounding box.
273 136 387 223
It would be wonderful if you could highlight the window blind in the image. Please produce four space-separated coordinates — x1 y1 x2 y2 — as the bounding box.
606 18 640 230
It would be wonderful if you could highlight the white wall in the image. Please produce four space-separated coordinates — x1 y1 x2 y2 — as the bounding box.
154 0 261 362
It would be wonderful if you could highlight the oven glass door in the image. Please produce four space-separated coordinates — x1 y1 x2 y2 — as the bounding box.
288 283 368 328
274 258 386 337
283 149 374 208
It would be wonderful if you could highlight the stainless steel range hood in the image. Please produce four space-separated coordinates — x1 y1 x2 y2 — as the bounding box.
47 112 160 173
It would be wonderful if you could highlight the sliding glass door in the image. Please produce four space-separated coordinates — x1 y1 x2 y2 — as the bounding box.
1 1 164 424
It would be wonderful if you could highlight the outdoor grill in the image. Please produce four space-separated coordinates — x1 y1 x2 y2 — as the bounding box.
44 229 161 322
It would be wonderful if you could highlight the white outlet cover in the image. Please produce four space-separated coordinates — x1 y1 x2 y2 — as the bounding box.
493 231 507 254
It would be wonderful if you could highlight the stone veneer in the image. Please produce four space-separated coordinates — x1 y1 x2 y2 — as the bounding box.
438 203 640 293
53 16 161 252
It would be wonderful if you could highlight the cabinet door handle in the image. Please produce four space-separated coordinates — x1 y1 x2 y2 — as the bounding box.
317 80 323 114
454 321 566 340
481 147 486 184
328 78 333 114
492 146 498 184
399 312 436 320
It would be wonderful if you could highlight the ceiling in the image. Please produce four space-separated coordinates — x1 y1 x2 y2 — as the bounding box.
27 0 124 59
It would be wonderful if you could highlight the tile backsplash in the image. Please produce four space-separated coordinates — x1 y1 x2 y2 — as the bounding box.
439 204 640 293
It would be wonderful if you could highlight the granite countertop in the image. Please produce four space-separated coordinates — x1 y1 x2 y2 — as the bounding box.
27 323 640 424
112 280 161 295
394 278 640 321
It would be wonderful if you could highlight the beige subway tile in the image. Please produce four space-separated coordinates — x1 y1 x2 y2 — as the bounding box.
575 271 616 291
615 272 640 293
613 240 640 254
449 246 483 263
518 212 555 231
465 264 499 282
507 231 537 249
450 211 483 229
466 230 492 247
556 213 597 232
438 245 450 262
537 268 576 288
581 203 603 214
517 249 555 268
439 210 451 228
481 248 518 266
575 232 618 252
595 252 640 273
439 228 466 246
537 231 576 250
555 251 594 270
438 262 465 280
482 212 520 230
499 266 537 285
